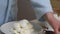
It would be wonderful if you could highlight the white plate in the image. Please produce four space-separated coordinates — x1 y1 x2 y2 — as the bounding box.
0 21 42 34
0 21 18 34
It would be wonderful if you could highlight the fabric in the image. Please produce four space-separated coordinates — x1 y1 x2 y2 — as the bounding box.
0 0 18 26
30 0 54 31
30 0 53 20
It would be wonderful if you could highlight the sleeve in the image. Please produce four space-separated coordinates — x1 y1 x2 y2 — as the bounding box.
30 0 53 20
5 0 18 23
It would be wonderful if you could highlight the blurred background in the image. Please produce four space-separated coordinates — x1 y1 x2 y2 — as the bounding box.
17 0 36 21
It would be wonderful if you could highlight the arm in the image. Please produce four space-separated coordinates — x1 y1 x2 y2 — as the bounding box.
30 0 60 34
44 12 59 34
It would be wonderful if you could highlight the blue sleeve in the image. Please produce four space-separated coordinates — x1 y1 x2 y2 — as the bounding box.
4 0 18 23
30 0 53 20
0 0 17 26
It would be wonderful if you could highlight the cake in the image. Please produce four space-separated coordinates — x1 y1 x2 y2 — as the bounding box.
10 19 35 34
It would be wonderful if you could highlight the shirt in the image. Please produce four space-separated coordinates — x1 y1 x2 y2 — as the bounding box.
30 0 53 21
0 0 17 26
30 0 54 31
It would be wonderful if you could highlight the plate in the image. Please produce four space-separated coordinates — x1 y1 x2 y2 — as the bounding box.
0 21 42 34
0 21 17 34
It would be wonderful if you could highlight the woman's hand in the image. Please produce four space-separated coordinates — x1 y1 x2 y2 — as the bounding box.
53 21 60 34
44 12 60 34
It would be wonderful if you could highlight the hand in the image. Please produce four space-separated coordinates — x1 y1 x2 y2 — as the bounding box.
54 22 60 34
44 12 60 34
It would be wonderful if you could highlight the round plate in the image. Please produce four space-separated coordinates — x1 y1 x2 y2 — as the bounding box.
0 21 17 34
0 20 42 34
